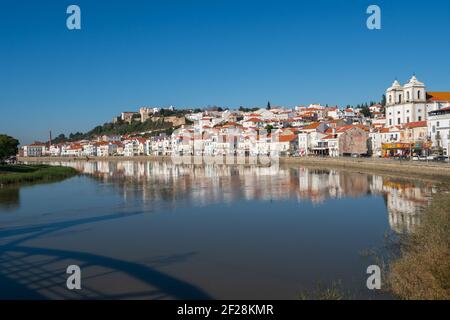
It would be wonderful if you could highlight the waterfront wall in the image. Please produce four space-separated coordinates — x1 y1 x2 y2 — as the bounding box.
18 156 450 179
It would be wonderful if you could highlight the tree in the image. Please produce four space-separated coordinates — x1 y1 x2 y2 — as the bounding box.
52 133 67 144
360 106 371 118
267 101 271 110
381 94 386 107
0 134 19 161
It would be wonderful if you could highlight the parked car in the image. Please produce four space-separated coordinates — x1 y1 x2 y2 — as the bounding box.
412 156 419 161
4 156 17 164
419 156 427 161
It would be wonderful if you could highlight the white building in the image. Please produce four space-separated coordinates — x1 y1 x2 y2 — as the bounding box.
123 139 146 157
82 143 97 157
428 106 450 156
426 92 450 112
385 76 427 127
62 144 83 157
23 143 48 157
96 142 118 157
49 144 62 156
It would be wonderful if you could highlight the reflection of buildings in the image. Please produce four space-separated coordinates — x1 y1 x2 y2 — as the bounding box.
46 160 436 234
370 177 435 233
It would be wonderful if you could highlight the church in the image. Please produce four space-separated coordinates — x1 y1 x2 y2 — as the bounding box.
385 75 450 127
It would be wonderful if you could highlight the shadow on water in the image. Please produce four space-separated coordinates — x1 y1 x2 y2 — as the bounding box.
0 211 212 300
0 187 20 211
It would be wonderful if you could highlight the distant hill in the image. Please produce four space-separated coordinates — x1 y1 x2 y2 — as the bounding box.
52 113 191 144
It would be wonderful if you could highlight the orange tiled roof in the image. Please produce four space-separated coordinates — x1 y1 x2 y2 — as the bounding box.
427 92 450 101
278 134 297 142
302 122 321 130
404 121 427 128
29 142 47 147
335 124 369 133
246 118 263 122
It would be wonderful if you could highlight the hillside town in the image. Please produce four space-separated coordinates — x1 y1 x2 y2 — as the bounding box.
20 76 450 161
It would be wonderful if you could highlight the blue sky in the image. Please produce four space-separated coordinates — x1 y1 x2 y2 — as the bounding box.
1 0 450 144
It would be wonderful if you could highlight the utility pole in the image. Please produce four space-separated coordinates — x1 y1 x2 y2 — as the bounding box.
448 133 450 165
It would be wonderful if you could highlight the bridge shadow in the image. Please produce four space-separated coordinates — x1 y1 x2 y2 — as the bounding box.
0 211 212 300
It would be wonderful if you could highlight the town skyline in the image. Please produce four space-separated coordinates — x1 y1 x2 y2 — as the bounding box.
2 0 450 144
9 74 448 145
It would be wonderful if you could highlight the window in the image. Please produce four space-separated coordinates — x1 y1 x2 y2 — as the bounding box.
407 91 410 101
398 118 401 125
399 94 402 103
407 117 410 123
418 116 422 121
432 126 436 133
418 90 421 99
389 119 392 126
389 95 392 103
397 111 400 114
437 121 440 127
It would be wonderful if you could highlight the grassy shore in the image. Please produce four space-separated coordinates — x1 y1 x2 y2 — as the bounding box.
387 191 450 300
0 164 78 186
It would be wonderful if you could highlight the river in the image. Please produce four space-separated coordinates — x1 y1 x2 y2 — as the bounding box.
0 160 437 299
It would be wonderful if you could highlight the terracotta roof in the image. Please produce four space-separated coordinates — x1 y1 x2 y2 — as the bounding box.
278 134 297 142
380 126 401 133
427 92 450 101
29 142 47 147
246 118 263 122
404 121 427 128
95 141 110 146
67 144 82 150
302 122 321 130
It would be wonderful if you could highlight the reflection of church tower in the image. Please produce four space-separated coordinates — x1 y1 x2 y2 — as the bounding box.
385 75 427 127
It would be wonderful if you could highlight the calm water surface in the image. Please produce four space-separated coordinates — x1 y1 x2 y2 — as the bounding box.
0 161 437 299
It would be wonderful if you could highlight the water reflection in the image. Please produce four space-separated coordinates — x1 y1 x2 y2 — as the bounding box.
1 160 438 299
49 160 436 234
0 187 20 210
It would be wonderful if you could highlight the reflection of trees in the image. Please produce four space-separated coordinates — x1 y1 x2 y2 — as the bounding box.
0 187 20 210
